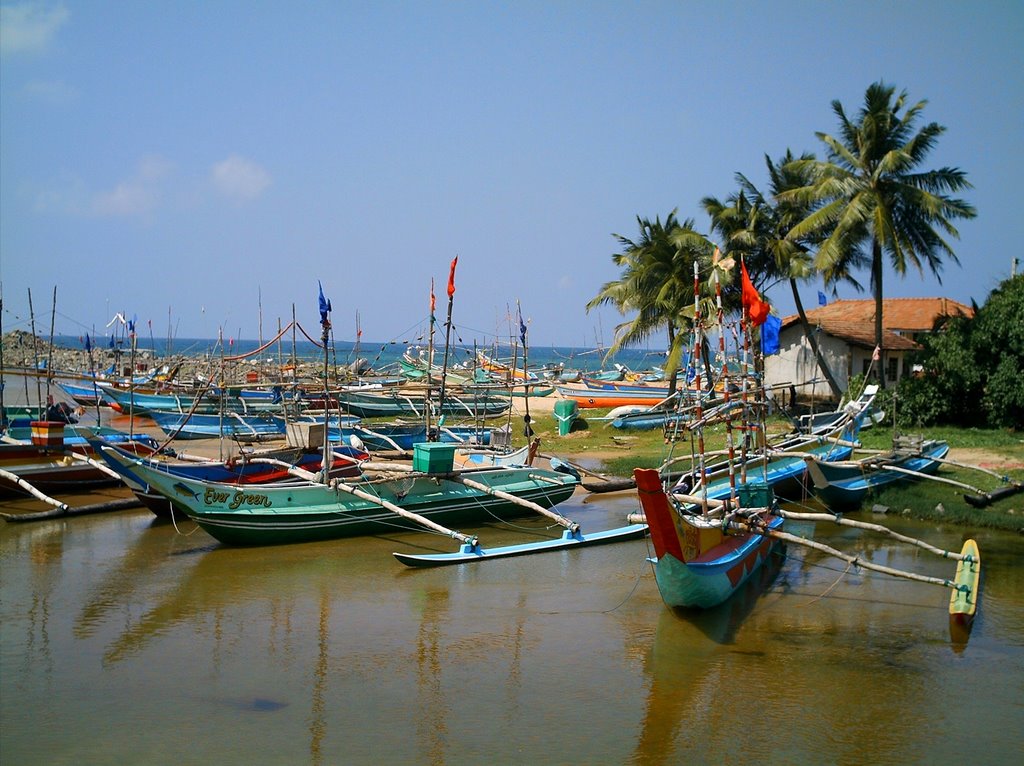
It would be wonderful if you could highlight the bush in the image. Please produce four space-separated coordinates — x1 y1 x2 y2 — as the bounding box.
887 276 1023 429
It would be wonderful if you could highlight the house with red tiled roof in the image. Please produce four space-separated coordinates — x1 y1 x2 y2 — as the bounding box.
763 297 974 396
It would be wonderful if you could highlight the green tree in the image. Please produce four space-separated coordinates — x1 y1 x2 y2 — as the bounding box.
886 276 1023 428
587 211 713 396
972 276 1024 427
704 150 864 399
783 82 976 387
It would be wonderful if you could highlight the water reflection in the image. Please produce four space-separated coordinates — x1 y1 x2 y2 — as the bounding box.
632 549 783 765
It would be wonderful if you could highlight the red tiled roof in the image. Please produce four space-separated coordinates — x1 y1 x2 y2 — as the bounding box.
808 320 920 351
780 297 973 332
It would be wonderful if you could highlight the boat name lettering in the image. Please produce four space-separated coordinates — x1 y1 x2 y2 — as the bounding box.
203 488 273 509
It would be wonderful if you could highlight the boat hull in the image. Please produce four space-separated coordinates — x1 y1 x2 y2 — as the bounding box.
100 448 578 546
635 468 783 609
808 440 950 509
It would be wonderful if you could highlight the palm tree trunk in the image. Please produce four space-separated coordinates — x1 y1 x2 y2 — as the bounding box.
790 279 842 399
872 240 885 389
666 324 679 397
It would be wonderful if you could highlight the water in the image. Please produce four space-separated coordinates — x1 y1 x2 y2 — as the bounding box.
2 486 1022 765
48 335 670 376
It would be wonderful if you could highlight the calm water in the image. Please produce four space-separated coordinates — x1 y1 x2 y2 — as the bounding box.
2 487 1022 765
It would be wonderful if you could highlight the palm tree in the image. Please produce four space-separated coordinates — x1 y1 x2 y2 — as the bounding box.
704 151 865 398
587 211 713 396
782 82 976 387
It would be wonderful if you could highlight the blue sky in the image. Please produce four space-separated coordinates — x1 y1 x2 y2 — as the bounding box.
2 1 1021 349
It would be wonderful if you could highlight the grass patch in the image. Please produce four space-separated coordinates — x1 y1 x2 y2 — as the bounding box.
527 409 1024 532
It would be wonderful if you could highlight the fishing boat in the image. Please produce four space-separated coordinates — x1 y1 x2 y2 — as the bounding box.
99 444 579 546
299 418 492 452
554 383 677 409
0 421 157 498
148 410 291 441
333 388 511 419
101 386 284 416
634 469 783 609
93 439 368 519
803 435 950 509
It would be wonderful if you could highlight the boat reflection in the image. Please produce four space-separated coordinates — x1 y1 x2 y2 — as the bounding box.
632 548 784 765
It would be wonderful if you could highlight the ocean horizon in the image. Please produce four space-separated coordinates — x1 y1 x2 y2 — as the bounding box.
48 334 671 374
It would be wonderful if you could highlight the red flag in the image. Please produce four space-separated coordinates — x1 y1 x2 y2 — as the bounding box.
740 260 770 326
430 278 436 315
872 345 880 361
447 256 458 298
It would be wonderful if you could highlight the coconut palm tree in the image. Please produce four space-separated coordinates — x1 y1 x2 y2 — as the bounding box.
587 211 713 396
782 82 976 387
704 150 865 398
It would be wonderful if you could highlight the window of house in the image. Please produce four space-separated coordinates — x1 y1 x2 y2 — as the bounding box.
887 357 898 381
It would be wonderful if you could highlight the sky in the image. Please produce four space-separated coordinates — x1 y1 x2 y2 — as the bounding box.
2 1 1022 349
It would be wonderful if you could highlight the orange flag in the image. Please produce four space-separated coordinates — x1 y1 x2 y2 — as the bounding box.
447 256 458 298
740 259 770 326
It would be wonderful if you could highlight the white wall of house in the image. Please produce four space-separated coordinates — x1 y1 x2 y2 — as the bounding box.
763 327 909 396
764 328 851 395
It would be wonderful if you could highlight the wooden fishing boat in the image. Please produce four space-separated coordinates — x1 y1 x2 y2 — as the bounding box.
0 422 157 497
554 384 676 409
56 379 112 406
634 468 783 609
453 444 532 468
101 386 284 416
804 436 950 509
553 399 579 435
93 439 368 519
148 411 289 441
317 421 492 452
587 424 857 496
99 445 579 546
333 389 511 419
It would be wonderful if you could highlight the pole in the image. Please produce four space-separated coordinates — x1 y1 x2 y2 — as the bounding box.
28 288 43 420
437 257 458 427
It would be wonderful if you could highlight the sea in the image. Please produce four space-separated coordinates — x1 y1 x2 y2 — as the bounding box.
50 335 671 376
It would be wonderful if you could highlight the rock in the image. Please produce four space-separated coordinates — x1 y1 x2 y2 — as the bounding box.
901 508 912 517
871 504 890 515
935 503 946 515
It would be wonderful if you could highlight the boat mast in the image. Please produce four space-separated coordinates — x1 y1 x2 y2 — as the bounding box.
691 262 708 516
713 268 738 505
518 300 533 438
425 279 435 438
27 288 42 420
318 282 333 482
45 286 56 414
436 256 458 432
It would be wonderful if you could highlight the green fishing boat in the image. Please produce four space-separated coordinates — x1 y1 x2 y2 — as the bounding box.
100 444 578 547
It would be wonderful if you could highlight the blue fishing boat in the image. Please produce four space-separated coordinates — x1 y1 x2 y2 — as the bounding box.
148 411 289 440
804 437 951 509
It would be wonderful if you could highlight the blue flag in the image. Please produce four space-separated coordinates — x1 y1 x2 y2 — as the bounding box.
818 291 827 306
761 314 782 355
318 280 332 325
517 303 527 345
84 333 91 352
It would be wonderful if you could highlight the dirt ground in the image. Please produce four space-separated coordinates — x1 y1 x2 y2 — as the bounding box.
948 448 1024 473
